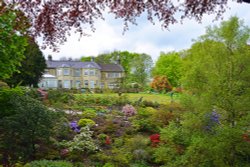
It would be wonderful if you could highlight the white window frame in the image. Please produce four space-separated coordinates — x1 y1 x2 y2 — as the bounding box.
84 70 89 76
89 70 95 76
74 68 81 77
57 69 62 76
84 80 88 88
75 80 81 88
90 80 95 88
63 68 70 76
63 80 70 89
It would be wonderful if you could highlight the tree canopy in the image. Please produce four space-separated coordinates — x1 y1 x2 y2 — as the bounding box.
153 16 250 167
4 39 46 87
1 0 249 48
0 8 28 80
152 52 183 87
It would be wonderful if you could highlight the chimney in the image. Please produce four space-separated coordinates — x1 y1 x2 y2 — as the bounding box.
48 55 52 61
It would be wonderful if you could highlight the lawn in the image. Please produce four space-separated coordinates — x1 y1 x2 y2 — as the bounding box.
77 92 179 105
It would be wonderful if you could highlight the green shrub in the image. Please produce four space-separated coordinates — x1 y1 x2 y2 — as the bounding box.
24 160 73 167
78 118 96 127
82 108 97 119
103 162 115 167
47 89 74 104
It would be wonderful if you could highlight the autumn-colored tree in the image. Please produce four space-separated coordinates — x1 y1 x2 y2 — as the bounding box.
150 76 172 93
1 0 249 48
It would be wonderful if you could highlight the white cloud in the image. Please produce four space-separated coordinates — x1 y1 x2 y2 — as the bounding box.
40 1 250 62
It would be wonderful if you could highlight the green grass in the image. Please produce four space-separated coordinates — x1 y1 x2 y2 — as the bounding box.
77 92 180 105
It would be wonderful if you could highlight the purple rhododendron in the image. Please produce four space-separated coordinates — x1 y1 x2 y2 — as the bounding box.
70 121 81 133
204 110 220 132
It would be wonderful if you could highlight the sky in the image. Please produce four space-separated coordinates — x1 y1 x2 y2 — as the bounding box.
40 1 250 62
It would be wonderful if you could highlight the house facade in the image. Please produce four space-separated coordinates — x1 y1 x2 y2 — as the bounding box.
39 59 124 89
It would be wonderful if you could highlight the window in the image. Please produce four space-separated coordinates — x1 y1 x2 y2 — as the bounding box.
74 69 81 77
44 69 49 74
63 69 70 76
90 80 95 88
108 83 117 89
107 73 120 78
84 70 89 76
47 80 57 88
63 80 70 88
57 69 62 76
75 80 81 88
84 80 88 88
100 82 104 88
89 70 95 76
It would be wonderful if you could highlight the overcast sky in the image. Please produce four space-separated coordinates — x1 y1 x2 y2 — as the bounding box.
40 1 250 62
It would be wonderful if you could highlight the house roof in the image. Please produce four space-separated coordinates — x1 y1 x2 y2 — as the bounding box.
46 60 101 69
98 63 124 72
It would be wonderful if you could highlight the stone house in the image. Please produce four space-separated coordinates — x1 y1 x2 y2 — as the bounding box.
39 58 124 89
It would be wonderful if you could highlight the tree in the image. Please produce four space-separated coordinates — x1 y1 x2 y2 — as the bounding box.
152 52 183 87
0 8 28 80
130 53 153 87
150 76 172 93
2 1 249 48
94 51 153 88
80 56 92 62
0 95 54 166
162 16 250 166
5 39 46 87
182 16 250 126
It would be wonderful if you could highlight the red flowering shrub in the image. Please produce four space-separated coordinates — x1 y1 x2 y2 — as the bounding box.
150 134 160 147
150 76 172 93
105 136 111 145
242 133 250 142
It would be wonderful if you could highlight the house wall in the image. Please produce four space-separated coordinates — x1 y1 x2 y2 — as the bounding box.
45 67 124 89
101 71 124 89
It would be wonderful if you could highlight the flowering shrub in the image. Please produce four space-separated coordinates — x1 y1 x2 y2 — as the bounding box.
242 132 250 142
150 134 160 147
69 121 81 133
204 110 220 132
122 104 136 116
60 126 99 153
105 136 111 145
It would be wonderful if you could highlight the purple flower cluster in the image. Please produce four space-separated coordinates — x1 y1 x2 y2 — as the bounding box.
122 104 136 117
70 121 81 133
204 110 220 132
210 111 220 124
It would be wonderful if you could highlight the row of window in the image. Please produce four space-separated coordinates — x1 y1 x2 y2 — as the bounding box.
40 79 117 89
57 68 97 77
59 80 98 89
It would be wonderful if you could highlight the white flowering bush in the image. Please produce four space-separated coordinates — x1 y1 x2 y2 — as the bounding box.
122 104 137 117
60 126 99 153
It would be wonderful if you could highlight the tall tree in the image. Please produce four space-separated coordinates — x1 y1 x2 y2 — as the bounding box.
152 52 183 87
5 39 46 87
2 1 249 48
130 53 153 86
0 8 28 80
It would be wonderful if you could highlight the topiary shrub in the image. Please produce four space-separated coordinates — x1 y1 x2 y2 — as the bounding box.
78 118 96 127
